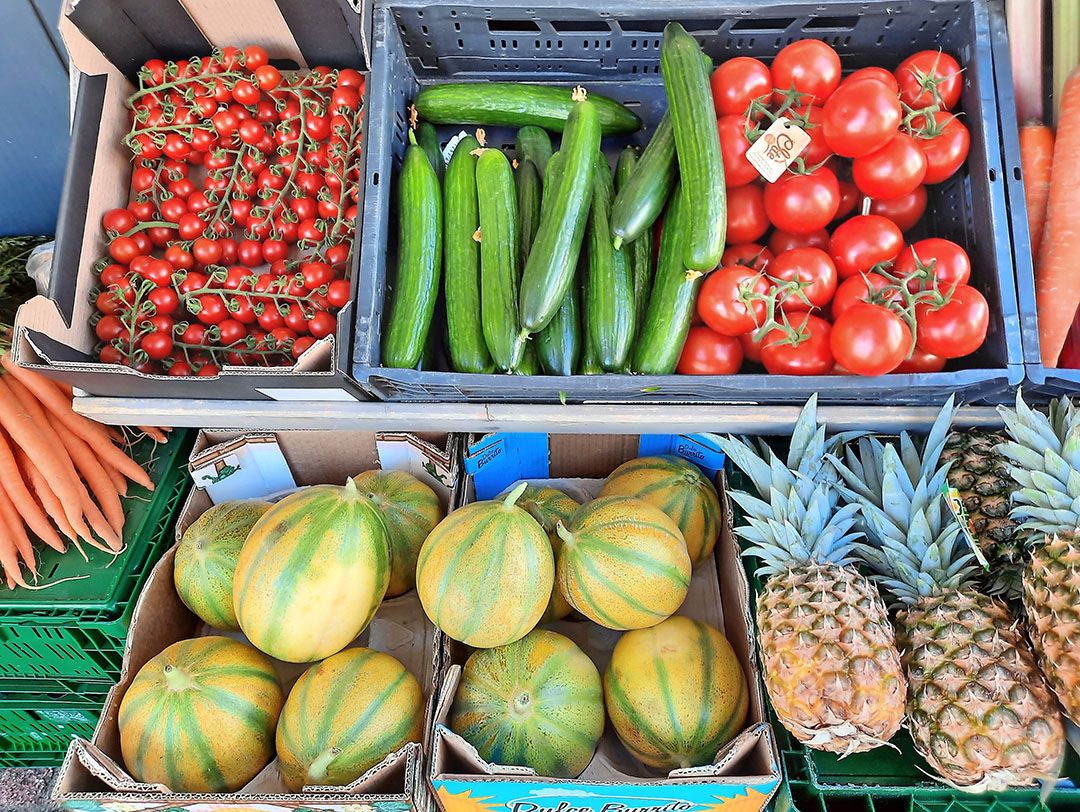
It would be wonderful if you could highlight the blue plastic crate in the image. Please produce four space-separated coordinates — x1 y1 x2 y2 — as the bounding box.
353 0 1024 405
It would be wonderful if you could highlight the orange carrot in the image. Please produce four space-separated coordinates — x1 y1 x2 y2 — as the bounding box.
17 448 75 545
0 428 64 552
48 416 125 535
0 356 153 490
1036 67 1080 366
0 378 93 540
0 484 35 575
1020 122 1055 260
79 489 122 552
0 507 28 588
137 426 167 443
103 462 127 498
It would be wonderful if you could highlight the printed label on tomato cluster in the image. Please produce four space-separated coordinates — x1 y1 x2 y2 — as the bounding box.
745 117 811 183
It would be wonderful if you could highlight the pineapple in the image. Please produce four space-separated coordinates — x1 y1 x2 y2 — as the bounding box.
830 398 1064 791
995 392 1080 725
716 397 905 756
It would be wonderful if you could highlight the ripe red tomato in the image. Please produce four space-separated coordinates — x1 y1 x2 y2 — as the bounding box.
109 236 140 265
283 303 310 334
830 303 911 376
831 273 898 320
769 248 838 311
102 208 137 234
238 119 266 145
867 186 928 232
677 327 743 374
337 68 364 89
896 347 947 373
192 237 222 267
237 239 263 267
716 116 758 188
217 319 248 346
195 294 228 325
794 105 830 165
895 50 963 110
141 258 175 287
300 261 334 289
828 215 904 278
255 64 282 91
739 331 765 363
768 228 829 254
915 285 989 358
296 219 325 243
852 132 927 199
261 239 288 264
760 313 834 375
771 40 841 104
148 287 179 315
325 243 350 269
711 57 772 117
95 315 125 343
822 78 902 158
721 243 773 271
894 238 971 292
763 167 840 234
725 184 770 243
212 109 239 136
326 278 351 309
243 45 269 70
308 311 337 339
833 178 860 222
910 111 971 184
698 265 770 336
128 199 156 222
99 263 126 287
140 332 174 361
842 66 900 94
177 213 205 241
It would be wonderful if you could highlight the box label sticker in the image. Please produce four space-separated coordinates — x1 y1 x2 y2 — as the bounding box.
465 433 549 500
190 436 297 504
744 116 810 183
639 434 727 478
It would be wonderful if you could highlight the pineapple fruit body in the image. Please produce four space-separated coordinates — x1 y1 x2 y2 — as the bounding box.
1023 536 1080 724
897 589 1064 792
756 563 905 754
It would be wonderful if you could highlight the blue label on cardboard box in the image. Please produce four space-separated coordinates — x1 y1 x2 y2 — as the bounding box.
465 433 550 500
638 434 726 478
432 778 778 812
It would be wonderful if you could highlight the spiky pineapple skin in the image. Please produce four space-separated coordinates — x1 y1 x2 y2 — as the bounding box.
757 563 905 755
1023 535 1080 724
897 590 1064 791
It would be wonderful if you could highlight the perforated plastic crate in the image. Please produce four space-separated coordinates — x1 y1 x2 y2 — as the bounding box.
352 0 1023 405
0 429 193 684
0 691 102 769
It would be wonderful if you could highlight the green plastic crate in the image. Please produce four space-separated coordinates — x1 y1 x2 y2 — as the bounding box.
0 429 194 684
0 690 102 768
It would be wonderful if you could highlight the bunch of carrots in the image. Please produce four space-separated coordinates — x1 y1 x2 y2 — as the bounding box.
0 352 167 590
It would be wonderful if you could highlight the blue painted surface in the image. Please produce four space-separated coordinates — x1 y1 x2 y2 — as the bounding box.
0 0 69 236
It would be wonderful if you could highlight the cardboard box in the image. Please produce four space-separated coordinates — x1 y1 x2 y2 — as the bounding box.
53 429 460 812
13 0 372 401
426 433 782 812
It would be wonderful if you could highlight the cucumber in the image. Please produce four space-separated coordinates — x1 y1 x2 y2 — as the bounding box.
577 259 604 375
516 159 543 273
610 113 676 249
630 182 701 375
586 152 635 372
443 135 493 373
416 122 445 181
515 126 553 176
661 23 726 271
414 83 641 135
615 146 655 336
534 152 580 377
475 148 523 372
518 90 601 335
514 341 541 376
382 131 442 369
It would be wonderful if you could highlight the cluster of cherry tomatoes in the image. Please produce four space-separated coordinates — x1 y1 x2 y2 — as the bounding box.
677 41 987 377
92 45 364 376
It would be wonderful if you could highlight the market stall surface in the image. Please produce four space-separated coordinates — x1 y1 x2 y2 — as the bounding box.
0 768 56 812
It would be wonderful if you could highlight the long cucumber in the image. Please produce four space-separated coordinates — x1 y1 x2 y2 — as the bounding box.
515 126 553 176
518 89 601 335
414 83 640 135
578 256 604 375
516 160 543 273
475 148 523 372
443 135 492 373
610 113 676 249
630 182 701 374
416 121 445 181
614 146 655 338
382 131 442 369
534 153 580 376
661 23 726 271
586 152 635 372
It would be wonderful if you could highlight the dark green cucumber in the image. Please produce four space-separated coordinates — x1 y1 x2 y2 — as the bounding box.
515 126 553 176
534 152 581 377
586 152 635 372
661 23 726 271
414 83 640 135
514 342 541 376
630 182 701 374
577 257 604 375
443 135 493 373
475 148 523 372
382 132 442 369
518 92 601 334
610 113 676 249
516 159 543 273
614 146 655 336
416 122 445 181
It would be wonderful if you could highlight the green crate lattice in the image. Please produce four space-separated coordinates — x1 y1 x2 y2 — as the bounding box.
0 689 102 769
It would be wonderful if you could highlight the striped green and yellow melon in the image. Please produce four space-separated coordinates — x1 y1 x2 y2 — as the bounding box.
604 616 749 770
118 636 283 792
600 455 722 567
450 629 604 778
233 481 390 663
416 482 553 648
556 496 691 630
174 501 271 630
511 484 580 622
276 647 423 792
351 470 444 598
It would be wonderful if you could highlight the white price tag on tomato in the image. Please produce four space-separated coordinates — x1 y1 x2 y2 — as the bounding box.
745 116 812 183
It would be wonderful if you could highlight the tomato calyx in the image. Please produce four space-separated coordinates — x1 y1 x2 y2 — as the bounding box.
896 51 965 110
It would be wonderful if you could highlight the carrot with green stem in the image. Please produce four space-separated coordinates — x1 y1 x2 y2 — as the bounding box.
0 428 64 552
1020 123 1055 260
